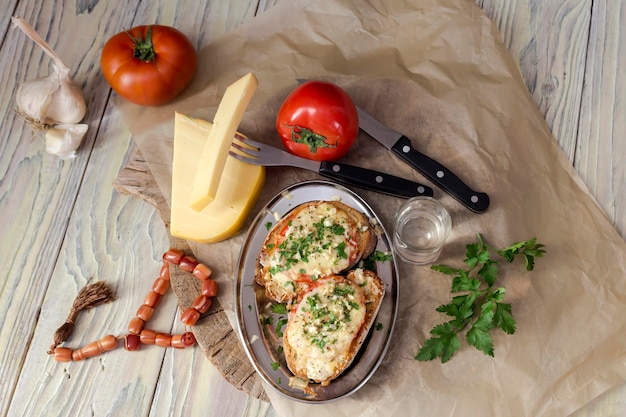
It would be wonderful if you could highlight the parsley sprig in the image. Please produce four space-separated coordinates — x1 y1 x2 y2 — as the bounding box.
416 233 546 363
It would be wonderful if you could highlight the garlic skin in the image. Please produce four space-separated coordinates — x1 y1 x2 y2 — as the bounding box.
16 64 86 125
12 16 88 159
45 123 88 160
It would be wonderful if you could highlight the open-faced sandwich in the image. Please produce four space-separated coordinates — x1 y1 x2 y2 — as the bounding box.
255 200 385 388
255 200 377 303
283 269 384 386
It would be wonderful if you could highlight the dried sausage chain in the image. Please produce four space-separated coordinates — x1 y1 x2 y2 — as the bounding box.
50 249 218 362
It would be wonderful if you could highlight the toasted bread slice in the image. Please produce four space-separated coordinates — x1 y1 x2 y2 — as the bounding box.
255 200 376 303
283 271 385 386
346 268 386 318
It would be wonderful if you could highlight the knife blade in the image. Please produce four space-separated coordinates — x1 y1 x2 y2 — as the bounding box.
230 138 433 198
356 107 490 213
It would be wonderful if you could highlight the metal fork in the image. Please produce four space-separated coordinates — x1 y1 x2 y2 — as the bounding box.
230 134 319 170
229 135 433 198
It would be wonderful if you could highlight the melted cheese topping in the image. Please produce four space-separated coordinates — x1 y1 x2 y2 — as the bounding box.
263 203 358 291
286 278 366 382
349 268 383 306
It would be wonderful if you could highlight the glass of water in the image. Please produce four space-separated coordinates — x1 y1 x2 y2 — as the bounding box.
392 196 452 265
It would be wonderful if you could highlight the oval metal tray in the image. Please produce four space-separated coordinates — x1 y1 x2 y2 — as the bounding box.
234 180 399 403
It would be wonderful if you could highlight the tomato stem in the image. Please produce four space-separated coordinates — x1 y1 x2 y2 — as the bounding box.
128 26 156 62
290 126 335 153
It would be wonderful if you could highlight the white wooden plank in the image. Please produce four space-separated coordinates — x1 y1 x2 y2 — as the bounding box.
6 103 174 417
0 1 142 415
478 0 592 162
575 0 626 239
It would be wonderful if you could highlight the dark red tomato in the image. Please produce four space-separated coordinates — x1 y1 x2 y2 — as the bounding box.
100 25 197 106
276 81 359 161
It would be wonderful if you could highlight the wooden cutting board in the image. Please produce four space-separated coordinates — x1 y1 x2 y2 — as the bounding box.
112 150 268 402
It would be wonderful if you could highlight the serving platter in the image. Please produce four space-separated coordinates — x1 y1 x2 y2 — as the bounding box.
235 180 399 403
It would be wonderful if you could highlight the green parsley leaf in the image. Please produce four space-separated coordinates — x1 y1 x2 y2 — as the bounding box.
493 302 516 334
361 250 393 271
415 322 461 363
275 317 288 337
271 361 280 371
271 303 288 314
466 325 494 357
416 233 545 363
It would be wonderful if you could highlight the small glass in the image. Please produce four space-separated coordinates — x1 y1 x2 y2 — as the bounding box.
392 196 452 265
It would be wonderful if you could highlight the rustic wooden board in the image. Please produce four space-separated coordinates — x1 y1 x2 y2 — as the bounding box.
113 150 268 401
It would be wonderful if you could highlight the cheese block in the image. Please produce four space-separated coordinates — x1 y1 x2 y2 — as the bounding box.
189 72 258 211
171 112 265 243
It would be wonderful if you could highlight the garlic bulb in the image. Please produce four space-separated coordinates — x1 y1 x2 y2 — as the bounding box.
12 16 87 158
16 64 86 124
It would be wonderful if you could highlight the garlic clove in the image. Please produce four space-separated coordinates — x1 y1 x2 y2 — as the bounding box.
44 67 87 124
45 123 88 160
16 74 58 122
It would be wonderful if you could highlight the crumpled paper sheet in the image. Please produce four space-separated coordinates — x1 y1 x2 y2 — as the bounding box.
119 0 626 416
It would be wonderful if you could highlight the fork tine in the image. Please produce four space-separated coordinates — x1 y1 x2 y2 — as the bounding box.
234 134 265 149
230 140 259 156
228 150 263 165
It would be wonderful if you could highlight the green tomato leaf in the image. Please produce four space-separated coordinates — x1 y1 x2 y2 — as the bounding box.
290 126 334 153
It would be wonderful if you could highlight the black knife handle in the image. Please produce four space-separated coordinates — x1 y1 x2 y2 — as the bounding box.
318 161 433 198
391 136 490 213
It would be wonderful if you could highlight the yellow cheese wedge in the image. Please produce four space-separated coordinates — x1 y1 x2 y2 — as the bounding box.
189 72 258 211
171 112 265 243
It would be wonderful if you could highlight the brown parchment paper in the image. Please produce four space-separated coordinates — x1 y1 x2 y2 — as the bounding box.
117 0 626 416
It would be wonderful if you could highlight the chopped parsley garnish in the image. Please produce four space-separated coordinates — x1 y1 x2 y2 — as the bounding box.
302 283 361 351
271 303 288 314
268 210 352 276
361 250 393 271
335 241 348 260
275 317 288 337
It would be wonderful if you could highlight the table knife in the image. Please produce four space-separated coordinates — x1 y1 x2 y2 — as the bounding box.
356 107 490 213
230 138 433 198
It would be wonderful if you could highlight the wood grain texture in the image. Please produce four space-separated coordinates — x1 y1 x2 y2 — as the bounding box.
478 0 591 161
2 0 625 416
0 1 143 415
575 0 626 239
1 1 277 417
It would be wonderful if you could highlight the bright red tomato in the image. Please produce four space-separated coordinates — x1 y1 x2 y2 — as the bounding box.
100 25 198 106
276 81 359 161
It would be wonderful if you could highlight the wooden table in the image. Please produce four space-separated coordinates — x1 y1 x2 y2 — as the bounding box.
1 1 623 416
